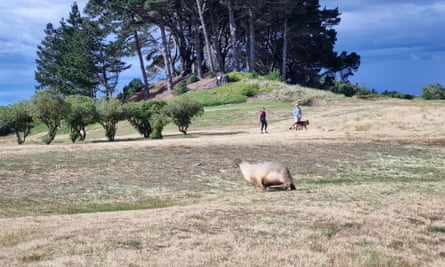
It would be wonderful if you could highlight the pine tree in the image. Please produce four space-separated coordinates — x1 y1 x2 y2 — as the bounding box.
35 23 62 91
58 3 98 96
35 3 99 96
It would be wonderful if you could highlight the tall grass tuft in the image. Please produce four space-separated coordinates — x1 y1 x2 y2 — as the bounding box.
264 68 282 81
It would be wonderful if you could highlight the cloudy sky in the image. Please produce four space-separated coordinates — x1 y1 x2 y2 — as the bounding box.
1 0 444 106
321 0 445 94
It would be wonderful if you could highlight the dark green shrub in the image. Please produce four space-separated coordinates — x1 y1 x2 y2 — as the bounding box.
329 81 373 97
150 114 169 139
65 95 98 143
237 83 259 96
0 101 34 144
96 98 126 141
163 99 204 134
381 90 414 99
126 100 168 138
32 89 70 144
0 106 10 136
122 79 144 100
0 124 11 136
422 83 445 100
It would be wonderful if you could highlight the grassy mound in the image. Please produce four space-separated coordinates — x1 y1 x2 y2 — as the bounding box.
178 72 341 106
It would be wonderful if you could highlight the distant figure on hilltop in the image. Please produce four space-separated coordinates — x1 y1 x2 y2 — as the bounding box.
258 107 268 134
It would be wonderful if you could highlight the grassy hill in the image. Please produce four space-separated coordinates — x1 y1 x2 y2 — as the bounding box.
0 80 445 266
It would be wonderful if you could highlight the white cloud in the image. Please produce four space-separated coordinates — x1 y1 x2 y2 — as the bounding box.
0 1 88 57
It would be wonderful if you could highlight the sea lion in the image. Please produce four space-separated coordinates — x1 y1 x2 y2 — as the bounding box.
234 159 296 192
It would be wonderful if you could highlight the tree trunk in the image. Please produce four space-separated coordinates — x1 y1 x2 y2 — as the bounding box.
196 0 214 72
159 24 173 91
133 30 149 97
209 9 224 72
15 130 24 145
281 18 288 81
248 8 255 73
99 65 113 98
192 14 203 79
80 126 86 141
227 0 239 72
46 124 58 144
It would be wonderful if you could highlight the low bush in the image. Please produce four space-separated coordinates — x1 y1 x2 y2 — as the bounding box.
163 98 204 134
422 83 445 100
381 90 414 99
329 81 374 97
122 79 144 100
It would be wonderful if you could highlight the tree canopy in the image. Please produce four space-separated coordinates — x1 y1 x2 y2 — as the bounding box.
35 0 360 97
31 89 70 144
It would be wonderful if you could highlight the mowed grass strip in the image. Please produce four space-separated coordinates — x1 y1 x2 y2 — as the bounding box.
1 142 444 217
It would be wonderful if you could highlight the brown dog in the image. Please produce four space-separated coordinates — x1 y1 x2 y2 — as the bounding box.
289 120 310 131
234 159 296 192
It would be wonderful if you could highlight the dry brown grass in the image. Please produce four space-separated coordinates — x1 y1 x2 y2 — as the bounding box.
0 97 444 266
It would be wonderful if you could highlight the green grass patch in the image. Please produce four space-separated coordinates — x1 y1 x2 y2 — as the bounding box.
408 217 426 225
180 90 248 106
179 80 262 106
227 71 259 81
65 199 176 215
359 248 402 267
114 239 142 249
306 177 356 185
314 221 342 238
428 225 445 233
22 253 43 263
190 100 293 127
29 122 47 134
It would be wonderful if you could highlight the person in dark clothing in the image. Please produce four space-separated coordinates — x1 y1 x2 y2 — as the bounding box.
258 107 268 133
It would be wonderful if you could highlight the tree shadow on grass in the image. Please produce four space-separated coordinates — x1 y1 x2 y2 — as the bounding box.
90 130 248 143
159 130 248 139
90 136 147 143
